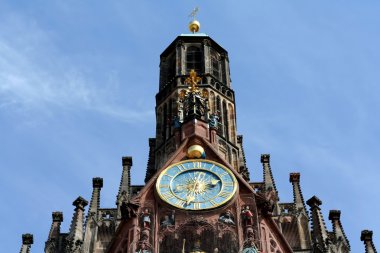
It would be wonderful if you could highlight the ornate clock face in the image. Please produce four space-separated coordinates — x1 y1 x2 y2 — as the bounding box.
156 159 238 210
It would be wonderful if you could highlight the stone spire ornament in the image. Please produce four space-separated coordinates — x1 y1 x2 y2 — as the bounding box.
20 234 33 253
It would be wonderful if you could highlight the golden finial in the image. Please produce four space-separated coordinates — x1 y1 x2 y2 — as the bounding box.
185 69 202 93
188 7 200 33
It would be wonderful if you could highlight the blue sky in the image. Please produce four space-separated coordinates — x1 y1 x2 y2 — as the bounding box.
0 1 379 252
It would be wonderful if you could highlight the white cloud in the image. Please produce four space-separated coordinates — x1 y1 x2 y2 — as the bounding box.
0 13 153 123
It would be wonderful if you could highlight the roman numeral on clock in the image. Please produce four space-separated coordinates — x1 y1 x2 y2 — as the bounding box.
218 191 230 198
219 172 228 177
193 202 201 209
177 164 187 172
193 161 202 168
210 199 218 207
161 192 175 201
175 199 186 207
224 182 233 187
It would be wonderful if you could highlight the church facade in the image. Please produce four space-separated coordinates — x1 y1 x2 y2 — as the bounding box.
20 22 377 253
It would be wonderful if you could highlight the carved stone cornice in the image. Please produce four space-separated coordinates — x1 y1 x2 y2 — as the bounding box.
73 196 88 210
52 211 63 222
22 234 34 245
122 156 133 166
92 177 103 188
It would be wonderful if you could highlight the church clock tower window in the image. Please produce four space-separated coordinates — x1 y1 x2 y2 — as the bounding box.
186 46 202 73
210 48 220 80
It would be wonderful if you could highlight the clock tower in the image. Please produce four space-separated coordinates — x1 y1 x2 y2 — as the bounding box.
145 27 249 184
106 20 293 253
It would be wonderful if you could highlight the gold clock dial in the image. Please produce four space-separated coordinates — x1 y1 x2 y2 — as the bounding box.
156 159 237 210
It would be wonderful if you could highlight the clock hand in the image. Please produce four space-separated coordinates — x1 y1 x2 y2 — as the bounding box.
205 179 220 190
186 194 195 205
186 172 203 205
210 179 220 185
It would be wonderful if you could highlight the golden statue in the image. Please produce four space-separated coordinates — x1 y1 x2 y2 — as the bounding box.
184 69 202 93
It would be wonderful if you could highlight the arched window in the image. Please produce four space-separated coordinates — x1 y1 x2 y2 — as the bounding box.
169 98 174 136
223 101 229 140
209 91 215 113
216 96 222 135
163 103 168 140
228 103 236 143
186 46 202 73
210 49 220 79
157 107 163 144
167 53 176 81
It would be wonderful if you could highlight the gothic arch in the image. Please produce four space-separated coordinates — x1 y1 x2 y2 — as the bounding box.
260 220 283 253
186 46 202 73
228 103 236 144
232 149 238 171
156 107 163 144
298 213 311 249
210 48 220 80
159 218 217 253
209 91 215 114
223 100 229 140
218 231 239 253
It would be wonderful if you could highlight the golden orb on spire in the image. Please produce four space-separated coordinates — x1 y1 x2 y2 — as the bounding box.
189 20 200 33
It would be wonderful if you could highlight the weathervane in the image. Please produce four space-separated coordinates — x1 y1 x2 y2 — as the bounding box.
189 7 199 20
188 7 200 33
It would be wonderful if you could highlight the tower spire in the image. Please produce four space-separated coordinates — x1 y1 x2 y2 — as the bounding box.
116 156 132 222
261 154 280 215
289 173 312 250
261 154 278 193
289 173 307 213
67 196 88 252
361 230 378 253
329 210 350 251
20 234 33 253
83 177 103 253
306 196 329 252
45 212 63 252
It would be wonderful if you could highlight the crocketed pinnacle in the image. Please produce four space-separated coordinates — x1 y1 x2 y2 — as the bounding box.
289 173 307 214
117 156 133 221
307 196 329 252
20 234 33 253
329 210 350 251
261 154 278 193
67 196 88 252
361 230 377 253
